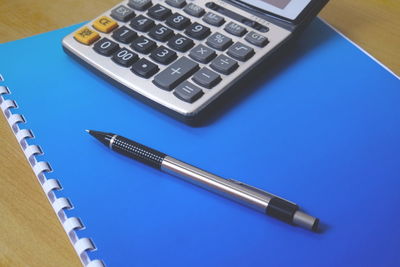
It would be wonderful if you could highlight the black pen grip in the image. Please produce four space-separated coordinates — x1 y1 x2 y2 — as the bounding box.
112 136 166 169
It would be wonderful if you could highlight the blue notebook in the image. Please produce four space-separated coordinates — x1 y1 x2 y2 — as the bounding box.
1 19 399 267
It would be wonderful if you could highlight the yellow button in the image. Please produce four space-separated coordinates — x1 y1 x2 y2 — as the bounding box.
92 16 118 33
74 27 100 45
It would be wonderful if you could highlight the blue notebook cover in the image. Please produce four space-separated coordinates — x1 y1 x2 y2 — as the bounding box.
1 19 399 266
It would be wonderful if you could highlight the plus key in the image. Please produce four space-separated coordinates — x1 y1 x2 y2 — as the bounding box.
153 57 199 91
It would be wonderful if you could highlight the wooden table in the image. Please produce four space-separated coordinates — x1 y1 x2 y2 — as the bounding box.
0 1 399 266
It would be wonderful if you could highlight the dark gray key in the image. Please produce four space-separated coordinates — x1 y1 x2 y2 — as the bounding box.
227 42 254 61
192 67 221 89
184 3 205 17
245 31 269 47
128 0 152 11
202 12 225 26
210 54 238 75
111 5 135 22
189 44 216 63
166 0 186 8
224 22 247 37
153 57 199 91
206 32 233 51
173 81 203 103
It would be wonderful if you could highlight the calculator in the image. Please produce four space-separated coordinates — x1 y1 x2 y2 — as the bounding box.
62 0 329 123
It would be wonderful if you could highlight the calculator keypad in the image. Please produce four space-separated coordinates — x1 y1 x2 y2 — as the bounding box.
148 4 172 20
111 5 136 22
130 15 155 32
128 0 152 11
93 38 119 56
153 56 199 90
64 0 290 118
112 26 137 43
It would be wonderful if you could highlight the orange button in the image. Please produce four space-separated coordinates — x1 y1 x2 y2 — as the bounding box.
73 26 100 45
93 16 118 33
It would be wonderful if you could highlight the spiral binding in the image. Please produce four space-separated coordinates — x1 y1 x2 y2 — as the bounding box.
0 75 104 267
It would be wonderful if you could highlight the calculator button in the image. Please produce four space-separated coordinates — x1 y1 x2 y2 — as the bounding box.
166 13 191 30
93 38 120 56
206 33 233 51
227 42 254 61
112 26 137 43
192 67 221 89
111 5 135 22
131 36 157 54
73 27 100 45
131 58 159 78
173 81 203 103
147 4 172 20
150 46 177 64
245 31 269 47
183 3 205 17
153 56 199 91
202 12 225 26
185 23 210 40
167 34 194 52
189 44 216 63
148 25 174 42
224 22 247 37
130 15 155 32
92 16 118 33
128 0 152 11
210 54 238 75
112 48 139 67
166 0 186 8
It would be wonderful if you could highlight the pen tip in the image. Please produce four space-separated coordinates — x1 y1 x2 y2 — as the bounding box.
85 129 90 133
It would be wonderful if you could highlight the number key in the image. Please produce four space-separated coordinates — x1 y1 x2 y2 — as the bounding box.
131 36 157 54
112 26 137 43
147 4 171 20
185 22 210 40
148 25 174 42
93 38 119 56
112 48 139 67
167 34 194 52
166 13 191 30
150 46 177 64
130 15 155 32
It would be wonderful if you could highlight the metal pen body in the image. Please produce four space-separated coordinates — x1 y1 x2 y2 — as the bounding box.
87 130 319 231
161 156 274 213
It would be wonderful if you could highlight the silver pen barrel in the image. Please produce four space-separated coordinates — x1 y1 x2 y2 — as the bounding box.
161 156 319 231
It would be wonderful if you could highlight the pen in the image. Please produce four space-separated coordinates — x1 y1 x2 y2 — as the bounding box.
87 130 319 231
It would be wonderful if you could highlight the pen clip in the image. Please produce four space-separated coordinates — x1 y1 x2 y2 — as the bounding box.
227 178 296 205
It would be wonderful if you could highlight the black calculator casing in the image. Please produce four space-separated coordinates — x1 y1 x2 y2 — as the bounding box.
63 0 329 125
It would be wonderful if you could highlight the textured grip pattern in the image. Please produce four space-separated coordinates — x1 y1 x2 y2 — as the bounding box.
113 136 166 169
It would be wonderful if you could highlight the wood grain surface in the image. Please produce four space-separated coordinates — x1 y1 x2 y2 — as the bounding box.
0 1 399 266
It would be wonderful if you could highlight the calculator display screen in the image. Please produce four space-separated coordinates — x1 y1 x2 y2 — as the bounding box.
242 0 312 20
